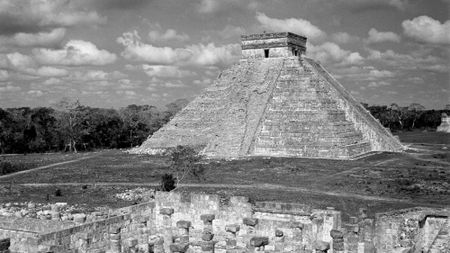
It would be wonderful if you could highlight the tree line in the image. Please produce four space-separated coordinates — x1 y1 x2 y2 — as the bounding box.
0 98 188 154
0 100 448 154
362 103 449 132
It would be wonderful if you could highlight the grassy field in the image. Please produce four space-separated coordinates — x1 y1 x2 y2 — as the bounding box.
0 131 449 218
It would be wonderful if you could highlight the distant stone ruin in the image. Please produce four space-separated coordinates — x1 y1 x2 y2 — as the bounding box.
134 32 403 159
437 113 450 133
0 192 448 252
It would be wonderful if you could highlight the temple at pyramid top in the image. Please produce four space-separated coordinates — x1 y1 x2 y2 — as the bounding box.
133 32 404 159
241 32 307 59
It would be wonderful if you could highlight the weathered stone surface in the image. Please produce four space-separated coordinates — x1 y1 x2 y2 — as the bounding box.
275 229 284 237
330 229 344 238
133 32 403 159
243 218 258 226
200 214 215 223
169 243 189 253
160 208 174 216
225 224 240 233
202 232 214 241
250 237 269 247
176 220 191 229
437 113 450 133
314 240 330 251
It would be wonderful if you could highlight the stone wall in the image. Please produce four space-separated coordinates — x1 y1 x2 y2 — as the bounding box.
241 32 306 59
1 192 448 252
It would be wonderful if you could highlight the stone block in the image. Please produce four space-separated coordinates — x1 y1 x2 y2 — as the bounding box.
160 208 175 216
225 224 240 233
176 220 191 229
200 214 216 223
275 229 284 237
202 232 214 241
249 237 269 247
314 240 330 251
243 218 258 226
125 238 138 248
200 241 215 251
169 243 189 253
330 229 344 238
290 222 304 229
73 213 86 223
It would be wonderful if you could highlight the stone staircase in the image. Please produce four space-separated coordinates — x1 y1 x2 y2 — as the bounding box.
252 57 371 159
202 58 284 158
428 218 450 253
133 61 254 153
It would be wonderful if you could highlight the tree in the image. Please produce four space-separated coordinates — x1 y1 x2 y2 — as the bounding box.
52 98 84 152
389 103 408 130
166 145 205 189
406 103 426 129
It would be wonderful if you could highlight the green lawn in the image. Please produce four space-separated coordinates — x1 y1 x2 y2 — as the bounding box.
0 132 449 218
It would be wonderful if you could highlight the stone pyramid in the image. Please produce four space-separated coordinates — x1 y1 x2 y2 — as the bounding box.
134 32 403 159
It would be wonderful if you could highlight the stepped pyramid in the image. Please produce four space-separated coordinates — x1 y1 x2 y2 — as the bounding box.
134 32 403 159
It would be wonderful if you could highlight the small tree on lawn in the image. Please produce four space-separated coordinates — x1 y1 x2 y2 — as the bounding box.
161 145 205 191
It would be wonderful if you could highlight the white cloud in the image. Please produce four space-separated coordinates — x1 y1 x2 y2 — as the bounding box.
256 12 325 41
193 78 212 86
368 81 391 87
402 16 450 44
0 84 21 92
142 65 194 78
186 43 240 66
0 69 8 81
0 28 66 47
148 29 189 42
219 25 246 39
0 0 106 31
366 28 400 43
368 69 395 78
33 40 117 66
331 32 360 44
117 31 189 64
367 48 448 72
67 70 127 82
117 31 240 66
163 80 186 88
197 0 257 13
35 66 68 77
4 52 68 77
27 90 44 96
307 42 364 65
336 0 410 10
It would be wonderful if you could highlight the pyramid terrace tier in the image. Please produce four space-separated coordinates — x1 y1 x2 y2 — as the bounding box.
134 54 403 159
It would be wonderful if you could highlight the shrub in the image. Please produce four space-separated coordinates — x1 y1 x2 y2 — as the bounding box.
0 161 31 175
160 173 176 192
54 188 62 196
166 145 205 184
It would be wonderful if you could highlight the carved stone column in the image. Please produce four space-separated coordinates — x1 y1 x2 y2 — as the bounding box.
330 229 344 253
160 208 175 253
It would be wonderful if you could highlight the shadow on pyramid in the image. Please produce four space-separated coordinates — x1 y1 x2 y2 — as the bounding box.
133 32 404 159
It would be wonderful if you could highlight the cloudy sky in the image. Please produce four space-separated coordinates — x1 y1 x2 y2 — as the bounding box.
0 0 448 109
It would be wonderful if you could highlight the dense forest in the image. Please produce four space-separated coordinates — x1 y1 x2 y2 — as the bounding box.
0 100 448 154
0 98 188 154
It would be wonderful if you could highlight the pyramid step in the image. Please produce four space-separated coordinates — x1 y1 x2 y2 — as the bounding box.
264 110 347 121
256 135 364 147
260 122 356 133
253 141 371 158
428 219 450 253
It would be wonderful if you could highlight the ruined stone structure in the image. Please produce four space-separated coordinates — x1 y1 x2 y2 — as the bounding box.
134 32 403 159
437 113 450 133
0 192 449 252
